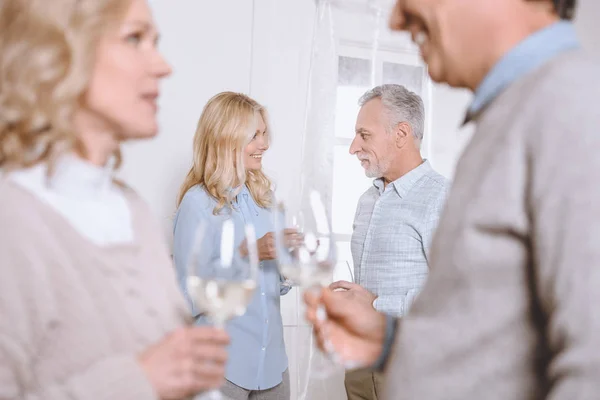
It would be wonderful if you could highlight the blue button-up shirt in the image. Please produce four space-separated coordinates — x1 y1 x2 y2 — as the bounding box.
468 21 580 118
352 160 449 317
172 185 290 390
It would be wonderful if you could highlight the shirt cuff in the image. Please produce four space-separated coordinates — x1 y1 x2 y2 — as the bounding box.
280 279 293 295
371 313 398 372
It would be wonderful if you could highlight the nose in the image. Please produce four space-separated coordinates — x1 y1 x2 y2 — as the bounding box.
152 49 173 78
349 136 360 155
389 0 406 31
258 134 269 151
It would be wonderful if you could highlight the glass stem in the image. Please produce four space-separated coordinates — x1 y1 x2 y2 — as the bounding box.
213 316 226 330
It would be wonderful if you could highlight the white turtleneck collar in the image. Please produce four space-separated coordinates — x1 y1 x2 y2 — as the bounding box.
7 154 134 246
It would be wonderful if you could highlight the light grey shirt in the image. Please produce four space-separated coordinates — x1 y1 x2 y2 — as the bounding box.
351 160 449 316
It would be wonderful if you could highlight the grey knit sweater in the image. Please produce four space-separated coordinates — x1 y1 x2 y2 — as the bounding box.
385 50 600 400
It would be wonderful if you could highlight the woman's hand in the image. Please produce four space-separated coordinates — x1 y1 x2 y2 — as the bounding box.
240 230 303 261
139 326 229 400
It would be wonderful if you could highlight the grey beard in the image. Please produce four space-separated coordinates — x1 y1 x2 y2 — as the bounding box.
365 167 383 179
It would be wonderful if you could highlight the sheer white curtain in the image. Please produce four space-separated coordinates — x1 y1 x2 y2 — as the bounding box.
291 1 427 399
251 1 442 398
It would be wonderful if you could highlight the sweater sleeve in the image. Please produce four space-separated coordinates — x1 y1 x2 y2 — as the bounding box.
0 217 158 400
527 63 600 400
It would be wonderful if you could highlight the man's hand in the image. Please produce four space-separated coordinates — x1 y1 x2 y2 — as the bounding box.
329 280 377 308
304 287 387 368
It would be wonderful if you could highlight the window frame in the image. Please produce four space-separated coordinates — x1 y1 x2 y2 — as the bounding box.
330 42 433 271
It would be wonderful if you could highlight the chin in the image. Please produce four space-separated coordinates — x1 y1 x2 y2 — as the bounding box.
424 57 448 85
247 163 262 171
427 65 445 84
121 122 159 140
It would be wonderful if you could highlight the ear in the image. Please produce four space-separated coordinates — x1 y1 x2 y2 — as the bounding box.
393 122 412 149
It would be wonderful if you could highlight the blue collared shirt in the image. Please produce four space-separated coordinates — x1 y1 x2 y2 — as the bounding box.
468 21 580 118
352 160 449 317
172 185 290 390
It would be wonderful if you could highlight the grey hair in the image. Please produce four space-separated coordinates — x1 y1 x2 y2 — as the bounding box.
358 84 425 147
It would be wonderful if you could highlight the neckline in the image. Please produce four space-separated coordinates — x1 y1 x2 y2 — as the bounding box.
5 179 142 253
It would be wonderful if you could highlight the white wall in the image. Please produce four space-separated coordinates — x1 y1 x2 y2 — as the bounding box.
119 0 255 241
250 0 315 201
120 1 600 399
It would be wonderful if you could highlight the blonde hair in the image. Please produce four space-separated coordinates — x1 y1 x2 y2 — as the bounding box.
0 0 131 170
177 92 273 214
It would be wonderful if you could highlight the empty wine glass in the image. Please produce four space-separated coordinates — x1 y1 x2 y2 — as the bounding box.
186 218 259 400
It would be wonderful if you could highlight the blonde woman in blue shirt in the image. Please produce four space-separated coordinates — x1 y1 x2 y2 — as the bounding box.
173 92 291 400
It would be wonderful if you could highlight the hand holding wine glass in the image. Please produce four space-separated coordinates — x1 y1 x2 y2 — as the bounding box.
138 326 229 400
273 190 336 290
185 218 259 399
303 287 387 369
329 280 377 308
239 228 303 264
273 188 342 378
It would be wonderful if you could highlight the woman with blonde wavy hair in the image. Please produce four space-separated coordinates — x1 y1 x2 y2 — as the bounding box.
173 92 292 400
0 0 229 399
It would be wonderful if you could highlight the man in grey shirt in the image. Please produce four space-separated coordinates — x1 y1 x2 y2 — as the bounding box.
307 1 600 399
332 84 448 400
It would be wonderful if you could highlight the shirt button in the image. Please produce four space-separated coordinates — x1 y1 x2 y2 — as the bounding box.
262 347 266 351
265 319 269 323
261 292 265 296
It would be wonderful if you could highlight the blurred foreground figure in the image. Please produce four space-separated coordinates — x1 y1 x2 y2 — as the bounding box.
306 0 600 399
0 1 229 399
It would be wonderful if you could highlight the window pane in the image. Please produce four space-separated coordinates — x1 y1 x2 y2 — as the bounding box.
332 145 373 235
335 56 372 140
338 56 371 86
382 62 424 95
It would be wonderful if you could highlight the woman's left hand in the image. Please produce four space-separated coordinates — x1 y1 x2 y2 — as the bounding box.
240 230 302 261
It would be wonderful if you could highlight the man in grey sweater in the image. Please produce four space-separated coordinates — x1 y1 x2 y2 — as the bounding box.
305 0 600 399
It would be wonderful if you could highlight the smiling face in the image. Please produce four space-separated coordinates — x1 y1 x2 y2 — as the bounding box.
388 0 555 89
349 98 396 178
243 113 269 171
80 0 171 140
389 0 487 87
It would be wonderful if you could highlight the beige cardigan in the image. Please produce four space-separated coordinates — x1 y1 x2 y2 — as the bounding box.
0 179 190 399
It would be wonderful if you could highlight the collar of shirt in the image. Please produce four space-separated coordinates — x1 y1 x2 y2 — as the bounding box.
373 159 432 198
232 184 260 216
7 153 132 245
9 153 116 200
465 21 580 123
51 153 116 198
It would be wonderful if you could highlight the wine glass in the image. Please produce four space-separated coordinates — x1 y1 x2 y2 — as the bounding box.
273 189 336 288
332 260 354 284
186 218 259 400
272 188 342 378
